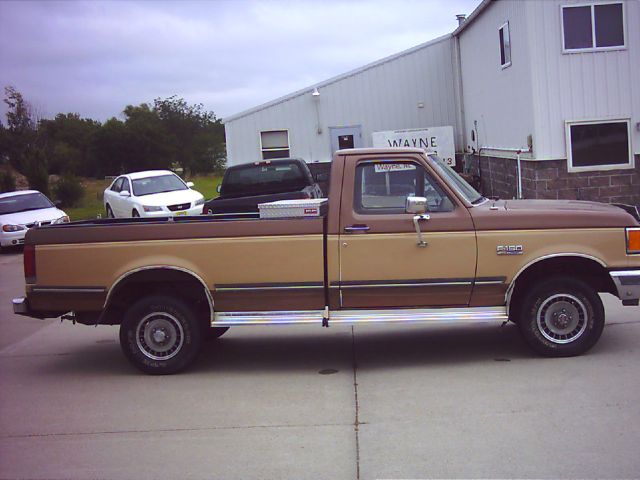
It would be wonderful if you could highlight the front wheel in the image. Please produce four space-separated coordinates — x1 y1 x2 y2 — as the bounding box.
119 296 203 374
517 277 604 357
132 209 140 218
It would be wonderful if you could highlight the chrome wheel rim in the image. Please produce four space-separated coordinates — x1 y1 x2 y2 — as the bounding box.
136 312 184 360
536 294 588 344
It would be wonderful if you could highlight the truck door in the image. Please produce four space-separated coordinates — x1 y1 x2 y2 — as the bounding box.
338 155 476 308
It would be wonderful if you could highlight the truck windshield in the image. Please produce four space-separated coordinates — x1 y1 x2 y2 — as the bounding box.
0 192 54 215
429 155 484 205
222 162 308 196
132 174 187 196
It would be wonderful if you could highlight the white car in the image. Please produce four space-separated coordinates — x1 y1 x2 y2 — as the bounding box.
0 190 69 250
103 170 205 218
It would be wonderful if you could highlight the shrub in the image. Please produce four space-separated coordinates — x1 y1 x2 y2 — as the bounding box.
53 174 85 207
0 171 16 193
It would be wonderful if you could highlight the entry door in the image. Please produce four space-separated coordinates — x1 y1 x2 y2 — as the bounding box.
330 126 363 155
338 156 477 309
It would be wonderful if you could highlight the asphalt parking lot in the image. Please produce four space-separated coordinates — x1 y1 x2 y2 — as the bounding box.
1 249 640 479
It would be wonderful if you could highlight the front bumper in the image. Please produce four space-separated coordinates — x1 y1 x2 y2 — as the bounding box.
0 230 27 247
12 297 29 315
610 270 640 306
141 206 204 218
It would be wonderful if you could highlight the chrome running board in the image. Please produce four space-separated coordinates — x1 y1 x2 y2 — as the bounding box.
213 307 508 327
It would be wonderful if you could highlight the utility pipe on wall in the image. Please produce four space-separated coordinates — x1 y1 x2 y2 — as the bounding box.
478 146 531 199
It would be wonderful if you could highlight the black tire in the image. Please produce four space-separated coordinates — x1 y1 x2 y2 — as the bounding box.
106 205 114 218
205 326 229 341
132 209 140 218
119 295 203 374
517 276 604 357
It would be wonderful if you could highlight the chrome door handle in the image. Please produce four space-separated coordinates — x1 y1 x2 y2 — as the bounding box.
413 214 430 247
344 224 370 233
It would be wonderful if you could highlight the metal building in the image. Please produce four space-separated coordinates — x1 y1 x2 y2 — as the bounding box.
224 33 461 166
224 0 639 205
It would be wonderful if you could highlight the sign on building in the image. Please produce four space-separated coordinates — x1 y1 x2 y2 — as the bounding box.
372 126 455 166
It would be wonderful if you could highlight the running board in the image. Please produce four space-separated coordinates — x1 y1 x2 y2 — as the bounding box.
212 307 508 327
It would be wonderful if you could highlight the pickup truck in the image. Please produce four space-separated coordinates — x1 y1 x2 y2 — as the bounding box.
202 158 323 216
12 148 640 374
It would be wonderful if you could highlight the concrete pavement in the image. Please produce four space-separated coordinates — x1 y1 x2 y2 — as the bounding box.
1 249 639 479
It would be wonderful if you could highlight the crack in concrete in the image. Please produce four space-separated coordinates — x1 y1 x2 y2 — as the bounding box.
351 326 361 480
1 422 353 440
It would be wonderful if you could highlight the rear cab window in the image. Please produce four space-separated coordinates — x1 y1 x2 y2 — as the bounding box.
222 161 310 196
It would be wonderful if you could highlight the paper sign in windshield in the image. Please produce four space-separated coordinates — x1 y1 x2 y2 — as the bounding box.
374 164 416 173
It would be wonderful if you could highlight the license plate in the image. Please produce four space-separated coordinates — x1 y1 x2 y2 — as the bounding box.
175 211 188 216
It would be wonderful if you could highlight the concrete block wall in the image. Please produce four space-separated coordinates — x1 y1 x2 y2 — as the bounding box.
474 155 640 205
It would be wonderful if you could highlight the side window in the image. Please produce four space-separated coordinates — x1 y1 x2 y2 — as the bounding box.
354 162 453 214
111 178 124 192
562 3 625 52
498 22 511 68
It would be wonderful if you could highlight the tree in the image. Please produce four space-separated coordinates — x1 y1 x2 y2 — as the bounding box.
121 103 172 172
153 96 225 176
89 118 130 178
3 86 37 173
39 113 101 176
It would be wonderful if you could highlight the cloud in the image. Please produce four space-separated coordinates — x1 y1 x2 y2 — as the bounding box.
0 0 478 122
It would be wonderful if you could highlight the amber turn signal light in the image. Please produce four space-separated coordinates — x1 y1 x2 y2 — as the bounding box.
627 228 640 254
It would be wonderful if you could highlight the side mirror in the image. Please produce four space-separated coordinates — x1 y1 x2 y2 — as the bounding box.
54 200 63 208
216 185 222 194
119 190 131 198
405 196 428 215
186 181 194 188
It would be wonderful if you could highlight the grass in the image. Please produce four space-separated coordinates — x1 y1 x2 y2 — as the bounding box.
64 174 223 221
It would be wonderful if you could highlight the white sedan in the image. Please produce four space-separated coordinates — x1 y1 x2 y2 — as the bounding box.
0 190 69 250
103 170 205 218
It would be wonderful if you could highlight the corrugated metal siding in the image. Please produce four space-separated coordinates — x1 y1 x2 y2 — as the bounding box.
458 0 535 156
225 36 461 166
528 0 639 159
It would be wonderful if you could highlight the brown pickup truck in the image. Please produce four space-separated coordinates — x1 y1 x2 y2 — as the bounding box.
12 148 640 374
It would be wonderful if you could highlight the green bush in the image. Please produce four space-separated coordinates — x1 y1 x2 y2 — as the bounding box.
53 174 85 207
0 171 16 193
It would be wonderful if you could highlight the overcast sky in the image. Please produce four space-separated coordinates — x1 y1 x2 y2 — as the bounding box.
0 0 478 123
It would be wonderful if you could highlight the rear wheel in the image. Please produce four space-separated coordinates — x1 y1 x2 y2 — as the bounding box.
517 277 604 357
132 209 140 218
119 295 203 374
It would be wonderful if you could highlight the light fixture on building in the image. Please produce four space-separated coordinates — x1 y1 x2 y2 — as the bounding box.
417 102 425 108
312 88 322 134
456 14 466 26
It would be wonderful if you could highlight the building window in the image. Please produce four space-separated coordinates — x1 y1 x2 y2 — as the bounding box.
260 130 290 159
498 22 511 68
562 3 625 52
566 119 633 172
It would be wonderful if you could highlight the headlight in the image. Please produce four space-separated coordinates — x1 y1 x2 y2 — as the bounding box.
52 215 70 224
627 228 640 254
195 197 205 206
143 205 163 212
2 224 26 232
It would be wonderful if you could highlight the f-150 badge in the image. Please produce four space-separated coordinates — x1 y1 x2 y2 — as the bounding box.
497 245 524 255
